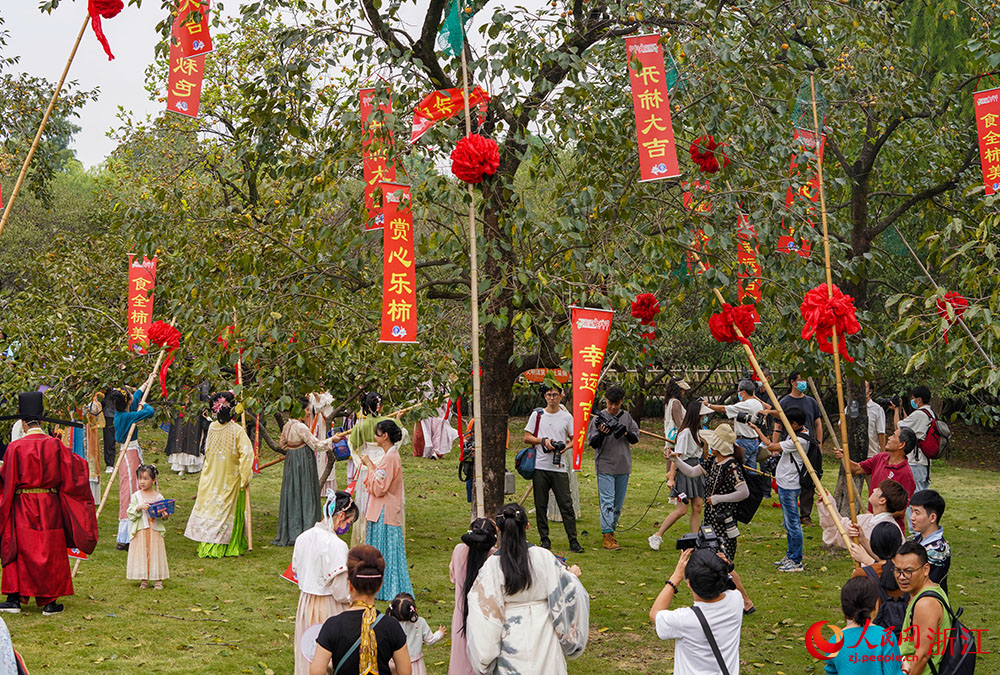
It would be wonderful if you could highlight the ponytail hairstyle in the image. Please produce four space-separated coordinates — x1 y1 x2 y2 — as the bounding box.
495 503 532 596
347 544 385 596
375 419 402 444
840 576 879 626
460 517 499 635
209 391 236 424
136 464 158 482
361 392 383 416
387 593 418 623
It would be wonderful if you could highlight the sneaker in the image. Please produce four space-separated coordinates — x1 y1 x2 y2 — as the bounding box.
0 602 20 614
105 466 114 474
778 560 804 573
772 555 791 567
569 541 585 554
648 534 662 551
41 602 64 616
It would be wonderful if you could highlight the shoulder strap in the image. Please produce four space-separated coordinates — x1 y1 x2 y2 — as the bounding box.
863 567 891 604
915 589 958 622
533 409 543 436
691 606 731 675
334 614 384 675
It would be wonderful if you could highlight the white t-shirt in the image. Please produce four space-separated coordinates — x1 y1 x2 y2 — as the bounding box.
524 409 573 473
899 405 933 466
674 428 703 461
724 397 764 438
774 431 810 491
865 400 886 458
655 589 743 674
664 398 684 444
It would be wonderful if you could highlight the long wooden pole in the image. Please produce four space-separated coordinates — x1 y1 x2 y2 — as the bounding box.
235 317 253 552
809 75 858 534
0 14 90 239
74 340 170 578
460 47 485 519
639 428 768 476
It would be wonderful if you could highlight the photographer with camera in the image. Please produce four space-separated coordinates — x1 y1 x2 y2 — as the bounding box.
585 385 640 551
704 379 768 474
649 548 744 674
523 385 583 553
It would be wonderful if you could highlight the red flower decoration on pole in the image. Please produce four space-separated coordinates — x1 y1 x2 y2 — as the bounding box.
800 284 861 362
935 291 968 344
147 321 181 397
708 303 756 348
631 292 661 347
450 134 500 184
89 0 124 61
689 135 730 174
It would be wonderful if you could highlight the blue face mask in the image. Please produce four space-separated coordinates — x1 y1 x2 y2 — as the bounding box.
796 381 808 393
702 415 710 425
910 399 918 410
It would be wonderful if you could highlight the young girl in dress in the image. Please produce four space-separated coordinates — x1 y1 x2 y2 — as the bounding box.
387 593 444 675
126 464 170 589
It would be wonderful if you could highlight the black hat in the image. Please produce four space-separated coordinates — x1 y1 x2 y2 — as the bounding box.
0 391 83 428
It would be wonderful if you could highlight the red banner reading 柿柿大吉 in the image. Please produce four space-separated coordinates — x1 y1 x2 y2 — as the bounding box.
625 34 680 182
411 86 490 144
127 255 157 353
380 182 417 343
166 37 204 118
361 87 397 230
571 306 613 471
778 128 825 257
173 0 213 58
974 87 1000 196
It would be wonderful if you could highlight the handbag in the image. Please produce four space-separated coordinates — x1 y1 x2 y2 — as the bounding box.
331 427 351 461
514 409 543 480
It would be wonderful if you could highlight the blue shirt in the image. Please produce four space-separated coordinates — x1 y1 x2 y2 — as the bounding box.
113 388 154 443
824 625 904 674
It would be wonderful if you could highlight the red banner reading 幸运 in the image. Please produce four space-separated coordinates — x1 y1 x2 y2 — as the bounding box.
571 306 613 471
127 255 157 353
380 182 417 343
361 88 397 230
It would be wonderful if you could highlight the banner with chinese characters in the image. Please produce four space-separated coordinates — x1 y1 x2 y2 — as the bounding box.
127 255 157 353
681 179 711 275
777 128 825 257
173 0 213 58
522 368 570 384
570 306 613 471
625 34 680 182
411 86 490 144
974 87 1000 196
361 87 397 230
380 182 417 343
166 38 204 118
736 213 762 306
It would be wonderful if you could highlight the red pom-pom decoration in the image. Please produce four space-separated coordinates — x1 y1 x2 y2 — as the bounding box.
800 284 861 362
709 303 756 348
935 291 968 344
147 321 181 398
89 0 124 61
630 293 661 325
689 135 730 174
450 134 500 184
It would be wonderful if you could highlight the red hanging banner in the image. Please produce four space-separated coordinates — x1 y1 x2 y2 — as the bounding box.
974 87 1000 196
166 38 205 118
570 306 613 471
361 87 397 230
411 86 490 144
681 180 711 275
127 255 157 354
736 213 762 305
777 128 825 257
172 0 213 58
379 182 417 343
625 34 680 182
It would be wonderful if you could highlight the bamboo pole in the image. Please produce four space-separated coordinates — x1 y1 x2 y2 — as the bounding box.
639 428 769 476
235 323 253 552
0 14 90 240
73 337 171 578
806 377 843 452
809 75 858 535
460 46 485 519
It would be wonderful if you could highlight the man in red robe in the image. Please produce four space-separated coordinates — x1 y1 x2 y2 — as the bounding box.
0 392 98 615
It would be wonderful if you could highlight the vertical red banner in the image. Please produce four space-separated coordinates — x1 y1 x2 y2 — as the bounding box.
625 34 680 182
173 0 213 57
166 38 205 118
379 182 417 343
127 255 157 353
681 179 712 275
778 128 825 257
736 213 762 308
570 306 613 471
974 87 1000 196
361 88 397 230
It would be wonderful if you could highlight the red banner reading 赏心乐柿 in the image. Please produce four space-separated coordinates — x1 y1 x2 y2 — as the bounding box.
571 306 613 471
625 34 680 183
380 182 417 343
127 255 157 353
778 128 825 257
974 87 1000 196
172 0 213 58
361 88 397 230
737 213 762 307
411 86 490 144
166 37 204 118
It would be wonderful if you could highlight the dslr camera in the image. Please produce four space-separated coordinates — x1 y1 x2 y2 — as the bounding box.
734 410 768 428
676 525 721 552
593 410 627 439
543 438 567 467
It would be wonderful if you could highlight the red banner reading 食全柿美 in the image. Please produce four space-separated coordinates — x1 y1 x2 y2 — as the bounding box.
380 182 417 344
571 306 613 471
127 255 157 353
974 87 1000 196
625 34 680 183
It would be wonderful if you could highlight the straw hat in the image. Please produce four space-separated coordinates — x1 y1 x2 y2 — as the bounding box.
673 378 691 390
702 423 736 456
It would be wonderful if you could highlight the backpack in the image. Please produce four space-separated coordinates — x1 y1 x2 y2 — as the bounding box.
863 565 907 641
916 408 952 460
734 463 769 524
787 432 822 489
514 409 543 480
911 589 977 675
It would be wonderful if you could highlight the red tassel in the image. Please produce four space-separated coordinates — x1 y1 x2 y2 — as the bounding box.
935 291 968 345
450 134 500 184
800 284 861 362
147 321 181 397
708 303 756 348
88 0 124 61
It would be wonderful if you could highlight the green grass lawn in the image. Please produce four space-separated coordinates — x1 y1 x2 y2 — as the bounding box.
9 419 998 673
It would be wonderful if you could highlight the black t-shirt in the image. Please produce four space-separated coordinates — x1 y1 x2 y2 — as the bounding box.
316 609 406 675
778 394 820 440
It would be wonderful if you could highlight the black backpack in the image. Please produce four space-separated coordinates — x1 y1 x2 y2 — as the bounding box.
788 432 822 489
863 566 908 641
913 589 977 675
734 464 769 524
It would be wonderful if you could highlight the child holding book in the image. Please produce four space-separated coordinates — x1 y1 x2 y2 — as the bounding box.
126 464 170 589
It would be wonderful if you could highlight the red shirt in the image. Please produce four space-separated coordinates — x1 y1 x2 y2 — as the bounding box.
858 452 915 530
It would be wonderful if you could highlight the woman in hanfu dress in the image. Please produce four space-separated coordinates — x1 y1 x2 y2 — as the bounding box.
348 393 408 546
466 503 589 675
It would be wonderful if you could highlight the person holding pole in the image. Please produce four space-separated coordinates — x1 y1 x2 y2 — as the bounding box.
704 379 766 473
110 377 156 551
770 371 822 526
